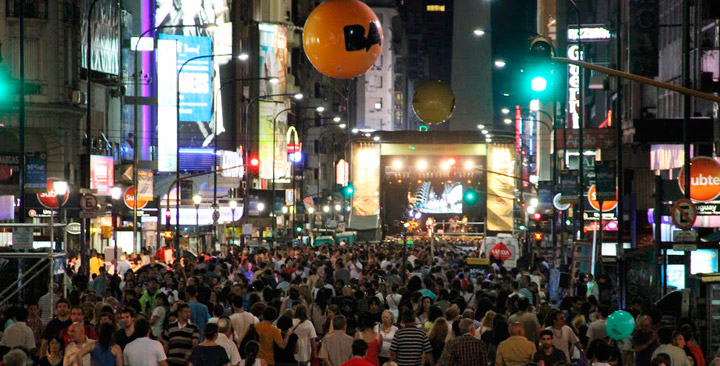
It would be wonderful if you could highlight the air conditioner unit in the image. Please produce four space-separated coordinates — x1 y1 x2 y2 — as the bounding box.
72 90 87 105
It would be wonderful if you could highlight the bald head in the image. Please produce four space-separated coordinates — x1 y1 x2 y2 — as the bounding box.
509 322 526 337
217 317 232 335
70 322 86 343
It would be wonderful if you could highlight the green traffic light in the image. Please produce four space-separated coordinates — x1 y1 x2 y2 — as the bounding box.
531 76 548 92
463 190 477 203
341 184 355 198
295 226 303 233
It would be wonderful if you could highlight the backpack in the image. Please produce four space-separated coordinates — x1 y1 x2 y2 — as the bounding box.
239 324 259 358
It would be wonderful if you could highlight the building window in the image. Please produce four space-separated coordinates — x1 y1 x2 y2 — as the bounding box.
369 75 383 89
426 4 445 12
6 0 48 19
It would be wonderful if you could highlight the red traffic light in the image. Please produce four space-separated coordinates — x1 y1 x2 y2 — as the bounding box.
533 213 542 221
250 158 259 167
534 232 543 241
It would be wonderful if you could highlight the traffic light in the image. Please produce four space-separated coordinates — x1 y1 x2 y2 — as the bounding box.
295 224 303 234
165 209 171 225
526 36 557 98
340 183 355 198
0 66 17 108
533 212 542 221
463 189 477 204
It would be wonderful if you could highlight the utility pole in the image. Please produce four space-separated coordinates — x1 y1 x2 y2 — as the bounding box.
18 0 25 223
681 0 692 284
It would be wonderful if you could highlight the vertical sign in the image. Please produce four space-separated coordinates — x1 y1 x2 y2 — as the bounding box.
258 23 289 180
90 155 114 195
158 35 213 122
594 160 616 201
559 170 580 204
25 153 47 193
487 145 515 231
351 143 381 216
157 39 178 172
567 43 583 129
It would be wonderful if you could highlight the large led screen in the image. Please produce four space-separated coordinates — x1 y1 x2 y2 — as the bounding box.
412 181 463 214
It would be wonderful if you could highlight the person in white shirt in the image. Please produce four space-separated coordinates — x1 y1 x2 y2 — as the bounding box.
216 318 242 366
63 323 93 366
123 318 168 366
229 295 257 347
0 307 35 353
652 327 690 366
586 305 609 343
545 309 584 362
38 284 61 323
293 305 318 364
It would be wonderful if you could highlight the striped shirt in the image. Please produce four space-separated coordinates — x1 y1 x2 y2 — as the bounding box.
390 326 432 366
162 321 199 366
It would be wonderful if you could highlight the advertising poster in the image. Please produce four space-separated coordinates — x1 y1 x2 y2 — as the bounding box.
594 160 616 201
484 236 519 268
487 145 515 232
158 34 213 122
156 39 178 172
560 170 580 204
137 170 154 199
25 153 47 193
352 143 381 216
81 0 120 75
258 23 289 180
90 155 114 195
155 0 231 150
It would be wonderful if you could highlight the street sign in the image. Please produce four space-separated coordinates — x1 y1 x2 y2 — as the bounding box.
671 198 697 230
79 193 98 212
673 244 698 251
12 228 33 250
66 223 81 235
673 230 697 243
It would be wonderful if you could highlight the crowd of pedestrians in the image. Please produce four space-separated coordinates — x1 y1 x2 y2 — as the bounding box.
0 241 714 366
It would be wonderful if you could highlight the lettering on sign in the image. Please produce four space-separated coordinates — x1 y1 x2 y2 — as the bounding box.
678 156 720 202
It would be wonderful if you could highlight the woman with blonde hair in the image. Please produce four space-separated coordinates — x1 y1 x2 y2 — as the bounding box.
428 318 450 364
374 310 398 366
478 310 496 339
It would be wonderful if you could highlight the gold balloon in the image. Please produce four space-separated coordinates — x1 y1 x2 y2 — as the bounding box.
412 81 456 124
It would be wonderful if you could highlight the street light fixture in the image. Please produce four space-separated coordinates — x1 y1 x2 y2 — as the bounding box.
238 52 249 61
338 123 347 129
53 181 68 196
268 77 280 84
481 130 489 135
501 108 510 115
316 106 325 113
333 116 341 122
334 204 342 212
473 28 486 36
322 205 330 213
294 93 304 100
192 194 201 252
504 118 512 124
477 124 485 130
494 60 506 68
307 207 315 214
373 136 380 142
229 200 237 245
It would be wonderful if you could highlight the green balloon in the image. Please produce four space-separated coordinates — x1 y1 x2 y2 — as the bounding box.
606 310 635 340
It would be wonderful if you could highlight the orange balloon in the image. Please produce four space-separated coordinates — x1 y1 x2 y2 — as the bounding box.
303 0 384 79
412 81 456 124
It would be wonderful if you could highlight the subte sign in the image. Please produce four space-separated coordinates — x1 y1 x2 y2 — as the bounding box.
671 198 697 230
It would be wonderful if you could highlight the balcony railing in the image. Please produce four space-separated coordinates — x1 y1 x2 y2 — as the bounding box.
6 0 48 19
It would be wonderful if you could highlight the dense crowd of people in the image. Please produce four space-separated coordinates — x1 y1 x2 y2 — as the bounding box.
0 241 715 366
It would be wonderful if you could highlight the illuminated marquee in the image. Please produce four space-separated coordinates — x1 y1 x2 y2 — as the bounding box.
567 44 583 129
568 26 612 42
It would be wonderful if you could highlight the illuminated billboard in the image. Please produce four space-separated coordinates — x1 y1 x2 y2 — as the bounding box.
158 34 213 122
90 155 115 195
487 145 515 231
156 39 178 172
81 0 120 75
413 181 463 214
258 23 290 180
352 143 381 216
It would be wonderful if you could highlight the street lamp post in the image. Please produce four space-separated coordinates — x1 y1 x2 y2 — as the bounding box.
256 202 265 245
193 194 202 253
175 53 244 250
229 200 237 246
111 187 122 271
242 92 304 235
132 22 218 259
52 180 69 251
269 105 323 246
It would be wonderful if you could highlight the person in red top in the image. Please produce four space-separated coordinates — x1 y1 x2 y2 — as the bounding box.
341 339 374 366
58 306 96 346
680 324 705 366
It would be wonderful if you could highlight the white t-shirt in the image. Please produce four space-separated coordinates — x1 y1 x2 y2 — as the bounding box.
374 324 398 358
124 337 167 366
230 311 257 344
294 319 318 362
151 307 166 337
545 325 579 361
216 333 242 366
